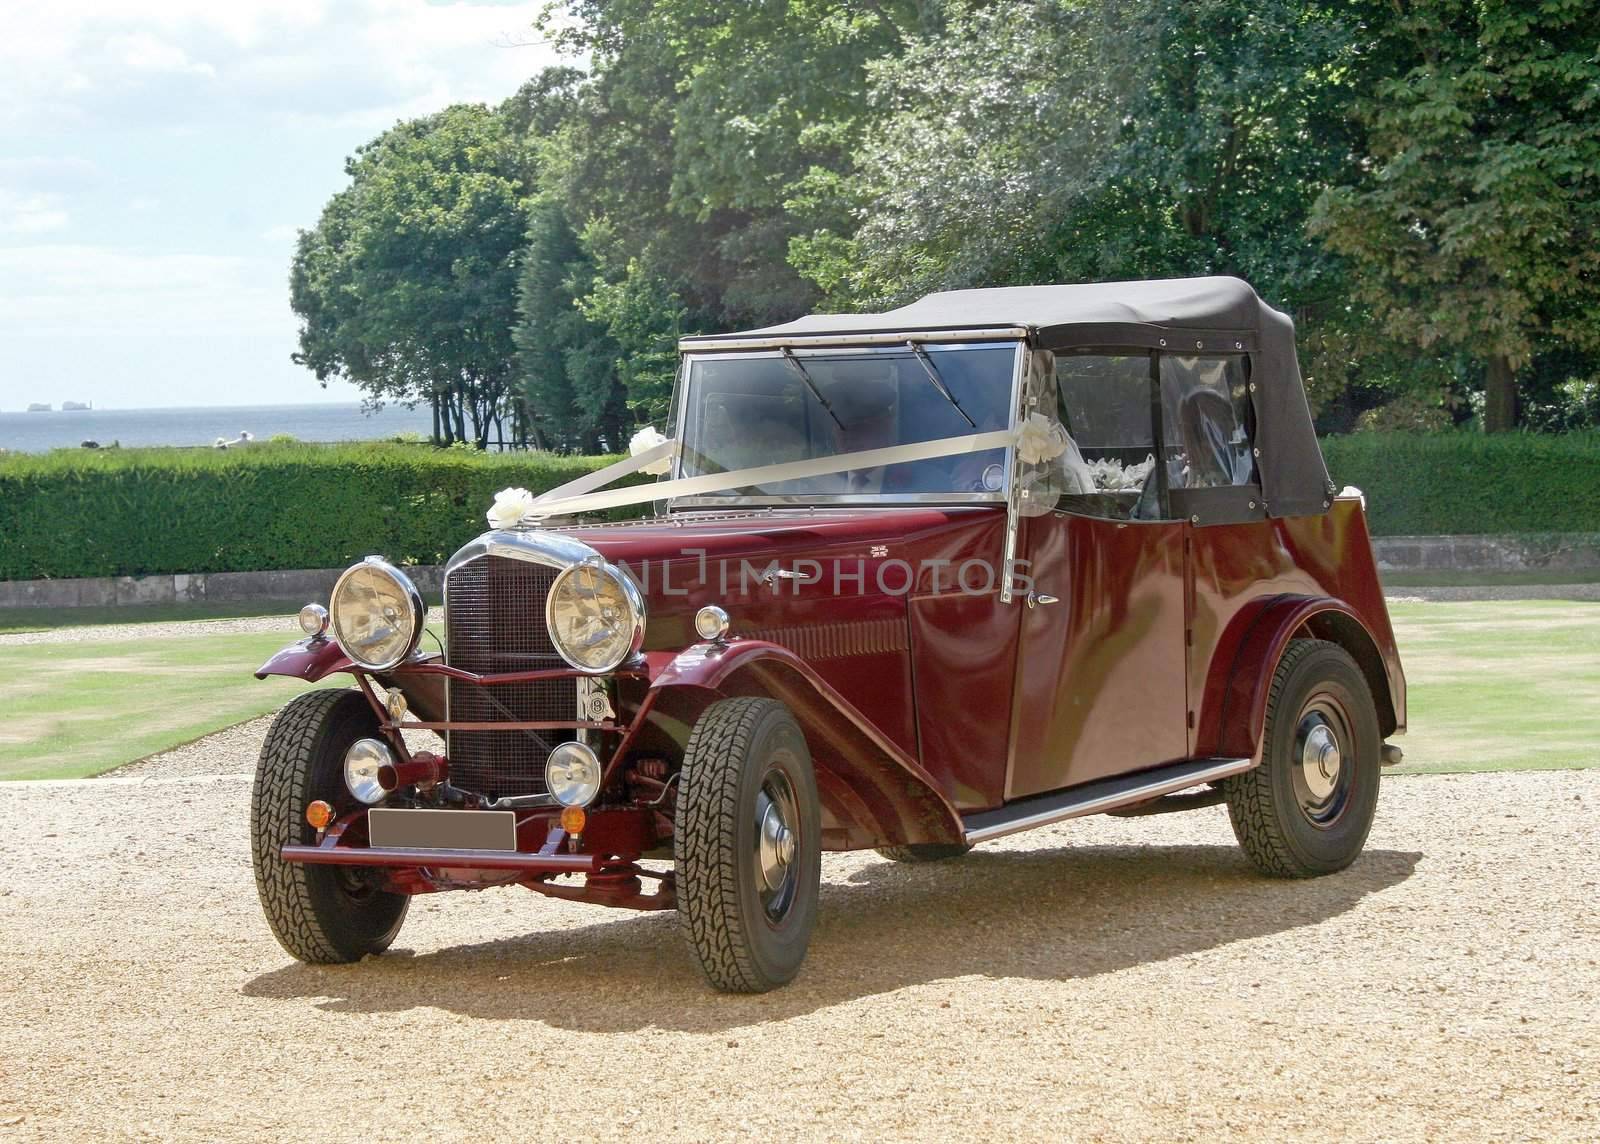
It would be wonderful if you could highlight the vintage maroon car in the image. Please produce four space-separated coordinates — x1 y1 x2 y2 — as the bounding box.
251 276 1406 992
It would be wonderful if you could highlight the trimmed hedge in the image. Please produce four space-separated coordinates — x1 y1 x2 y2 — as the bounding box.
1320 431 1600 536
0 443 620 581
3 433 1597 581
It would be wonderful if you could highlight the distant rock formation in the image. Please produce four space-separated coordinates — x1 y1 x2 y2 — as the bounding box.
62 400 92 412
26 403 51 412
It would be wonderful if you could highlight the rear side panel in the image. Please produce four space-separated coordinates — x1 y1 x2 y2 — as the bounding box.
1188 497 1405 759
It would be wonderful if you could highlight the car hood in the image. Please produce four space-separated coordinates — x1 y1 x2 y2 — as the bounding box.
542 506 1008 650
549 506 999 568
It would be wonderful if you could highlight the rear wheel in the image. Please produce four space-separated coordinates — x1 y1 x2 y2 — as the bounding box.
676 698 821 993
251 688 409 963
875 842 973 863
1224 640 1381 878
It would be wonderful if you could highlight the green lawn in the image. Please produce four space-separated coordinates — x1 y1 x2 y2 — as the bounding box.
0 599 1594 782
1386 600 1600 773
0 629 341 780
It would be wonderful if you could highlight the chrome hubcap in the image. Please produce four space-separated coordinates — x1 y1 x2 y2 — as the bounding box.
1300 723 1341 801
758 802 794 891
1292 702 1353 827
753 770 799 923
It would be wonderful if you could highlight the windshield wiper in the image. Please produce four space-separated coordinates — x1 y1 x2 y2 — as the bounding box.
781 348 845 430
906 341 976 428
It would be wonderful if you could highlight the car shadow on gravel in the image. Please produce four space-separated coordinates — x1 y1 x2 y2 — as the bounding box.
243 843 1419 1032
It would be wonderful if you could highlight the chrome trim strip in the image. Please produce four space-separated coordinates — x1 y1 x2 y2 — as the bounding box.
963 757 1253 844
999 342 1026 603
671 491 1003 509
678 327 1030 352
444 529 603 578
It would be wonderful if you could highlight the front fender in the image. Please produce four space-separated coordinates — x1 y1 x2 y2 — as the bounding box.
649 640 966 850
255 638 353 682
1199 594 1401 762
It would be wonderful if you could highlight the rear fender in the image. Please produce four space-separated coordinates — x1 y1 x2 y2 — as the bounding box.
1200 595 1400 762
255 638 353 682
647 641 965 851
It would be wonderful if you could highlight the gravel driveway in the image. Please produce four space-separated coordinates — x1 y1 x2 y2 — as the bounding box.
2 736 1596 1142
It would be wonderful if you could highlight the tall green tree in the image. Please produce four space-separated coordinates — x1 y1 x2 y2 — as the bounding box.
290 104 533 446
514 198 629 450
542 0 920 333
806 0 1362 320
1312 0 1600 431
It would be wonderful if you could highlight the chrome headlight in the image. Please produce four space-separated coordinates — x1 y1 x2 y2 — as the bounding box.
329 556 426 670
343 738 393 805
544 741 601 807
545 559 645 673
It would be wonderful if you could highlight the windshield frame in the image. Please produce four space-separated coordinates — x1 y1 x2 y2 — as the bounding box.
667 336 1027 511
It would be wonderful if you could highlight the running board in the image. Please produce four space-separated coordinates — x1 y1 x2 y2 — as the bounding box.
962 757 1253 844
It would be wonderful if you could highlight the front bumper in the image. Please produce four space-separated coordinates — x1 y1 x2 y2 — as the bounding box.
281 841 602 874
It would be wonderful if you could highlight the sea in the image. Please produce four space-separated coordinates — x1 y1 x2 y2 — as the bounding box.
0 403 436 454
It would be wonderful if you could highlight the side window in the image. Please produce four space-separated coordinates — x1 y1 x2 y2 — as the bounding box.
1159 356 1257 489
1053 353 1167 521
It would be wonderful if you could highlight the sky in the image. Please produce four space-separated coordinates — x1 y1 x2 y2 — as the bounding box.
0 0 561 411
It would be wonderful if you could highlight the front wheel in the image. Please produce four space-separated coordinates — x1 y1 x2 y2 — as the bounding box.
1224 640 1381 878
251 688 409 963
676 698 822 993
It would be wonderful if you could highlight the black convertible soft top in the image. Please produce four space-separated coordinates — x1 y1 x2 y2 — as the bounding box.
681 276 1333 519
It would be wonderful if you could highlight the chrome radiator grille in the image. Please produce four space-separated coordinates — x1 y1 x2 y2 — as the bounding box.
445 555 575 798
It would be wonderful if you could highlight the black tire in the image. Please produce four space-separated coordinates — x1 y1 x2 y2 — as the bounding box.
1224 639 1381 878
251 688 409 963
676 698 822 993
875 842 973 863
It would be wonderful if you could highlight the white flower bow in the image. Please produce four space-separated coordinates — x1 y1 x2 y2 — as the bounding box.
629 425 673 476
1014 412 1069 465
486 486 536 530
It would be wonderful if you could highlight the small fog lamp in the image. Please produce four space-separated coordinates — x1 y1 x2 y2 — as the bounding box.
343 738 394 806
305 800 335 830
694 605 730 642
298 603 330 638
544 742 601 808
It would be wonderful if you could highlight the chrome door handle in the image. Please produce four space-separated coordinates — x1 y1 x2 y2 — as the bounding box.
762 568 804 584
1026 592 1059 609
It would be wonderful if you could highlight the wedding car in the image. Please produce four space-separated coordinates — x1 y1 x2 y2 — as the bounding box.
251 276 1406 992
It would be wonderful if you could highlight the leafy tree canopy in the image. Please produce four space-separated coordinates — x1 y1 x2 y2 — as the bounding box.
1312 0 1600 430
291 103 534 446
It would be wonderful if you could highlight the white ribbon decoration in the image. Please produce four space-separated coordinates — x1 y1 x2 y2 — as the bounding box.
496 418 1101 525
486 486 537 529
629 426 674 475
1015 412 1068 465
505 430 1011 524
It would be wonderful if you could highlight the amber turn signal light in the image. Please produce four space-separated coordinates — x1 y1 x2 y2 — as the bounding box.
559 806 586 835
305 800 335 829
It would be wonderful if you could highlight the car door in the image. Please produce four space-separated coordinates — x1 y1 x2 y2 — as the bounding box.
1004 351 1191 799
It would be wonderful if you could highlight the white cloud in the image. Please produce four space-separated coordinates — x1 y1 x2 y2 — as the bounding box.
0 190 70 234
0 156 101 191
0 0 556 134
111 32 218 79
0 244 290 335
0 2 567 408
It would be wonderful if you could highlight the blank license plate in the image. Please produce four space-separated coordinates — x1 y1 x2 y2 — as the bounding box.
367 809 518 852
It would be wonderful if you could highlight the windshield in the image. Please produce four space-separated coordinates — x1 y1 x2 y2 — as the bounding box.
674 342 1019 502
